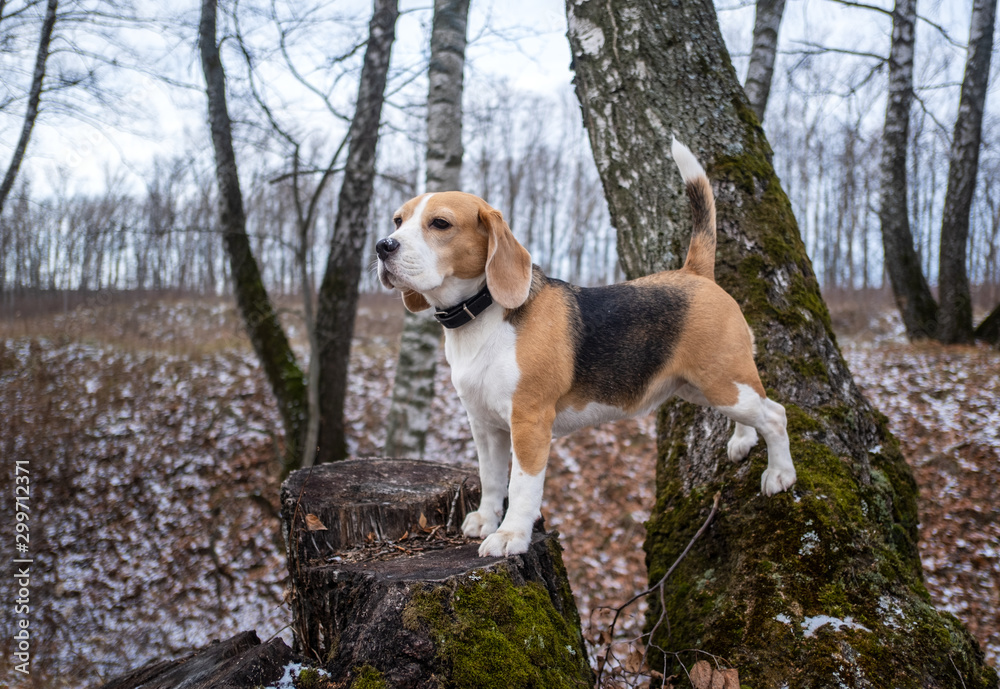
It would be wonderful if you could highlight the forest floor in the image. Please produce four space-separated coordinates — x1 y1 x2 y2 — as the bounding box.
0 290 997 686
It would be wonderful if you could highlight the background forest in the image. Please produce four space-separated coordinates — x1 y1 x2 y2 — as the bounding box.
0 0 998 301
0 0 998 686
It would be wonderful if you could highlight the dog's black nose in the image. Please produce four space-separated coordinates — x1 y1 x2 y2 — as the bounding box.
375 237 400 260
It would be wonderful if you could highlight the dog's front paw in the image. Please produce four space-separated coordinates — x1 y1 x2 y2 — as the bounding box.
727 423 759 462
462 510 500 539
761 465 797 496
478 529 530 557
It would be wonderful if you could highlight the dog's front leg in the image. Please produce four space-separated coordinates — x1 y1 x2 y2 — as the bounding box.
478 408 553 557
462 418 510 539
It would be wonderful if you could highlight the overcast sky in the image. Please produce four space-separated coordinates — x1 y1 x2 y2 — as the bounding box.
4 0 989 197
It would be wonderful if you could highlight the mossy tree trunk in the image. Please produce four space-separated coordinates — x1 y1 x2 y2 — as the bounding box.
281 460 592 688
200 0 307 469
201 0 398 470
565 0 998 686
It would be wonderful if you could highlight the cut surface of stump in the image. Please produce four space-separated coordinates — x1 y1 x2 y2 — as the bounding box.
281 457 480 565
280 458 593 688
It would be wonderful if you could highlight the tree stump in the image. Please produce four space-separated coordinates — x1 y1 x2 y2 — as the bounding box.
280 458 593 688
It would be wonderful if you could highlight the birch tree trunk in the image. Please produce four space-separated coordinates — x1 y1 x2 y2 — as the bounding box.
744 0 786 124
565 0 997 685
384 0 470 458
937 0 997 344
879 0 941 340
199 0 307 468
313 0 398 464
0 0 57 217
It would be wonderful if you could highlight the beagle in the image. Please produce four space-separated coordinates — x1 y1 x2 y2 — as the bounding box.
376 139 797 557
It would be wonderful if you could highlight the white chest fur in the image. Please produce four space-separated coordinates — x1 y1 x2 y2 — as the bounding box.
443 305 520 429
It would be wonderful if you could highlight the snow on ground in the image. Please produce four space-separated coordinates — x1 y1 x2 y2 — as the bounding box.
0 294 996 685
840 310 1000 667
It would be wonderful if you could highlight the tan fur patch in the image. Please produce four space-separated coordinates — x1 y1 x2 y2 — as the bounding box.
481 207 532 308
630 272 765 410
402 289 431 312
422 194 491 280
510 284 575 475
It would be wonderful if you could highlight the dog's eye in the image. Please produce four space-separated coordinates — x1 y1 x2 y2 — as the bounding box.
430 218 451 230
393 216 402 228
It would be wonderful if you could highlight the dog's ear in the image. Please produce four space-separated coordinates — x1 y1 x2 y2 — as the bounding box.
480 205 531 309
402 289 431 312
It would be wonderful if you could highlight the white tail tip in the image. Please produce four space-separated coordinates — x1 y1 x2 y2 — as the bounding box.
671 136 707 184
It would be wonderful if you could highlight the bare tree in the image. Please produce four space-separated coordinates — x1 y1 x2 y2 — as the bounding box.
879 0 940 339
232 7 354 469
0 0 57 217
384 0 470 458
744 0 785 123
937 0 997 344
201 0 399 469
312 0 399 465
566 0 997 684
199 0 307 469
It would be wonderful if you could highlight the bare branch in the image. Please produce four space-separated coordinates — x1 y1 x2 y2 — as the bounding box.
592 492 721 687
825 0 965 48
273 0 354 124
784 39 885 62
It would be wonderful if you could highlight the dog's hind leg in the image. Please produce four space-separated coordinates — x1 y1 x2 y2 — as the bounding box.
680 380 796 496
676 383 759 462
717 384 796 496
727 422 760 462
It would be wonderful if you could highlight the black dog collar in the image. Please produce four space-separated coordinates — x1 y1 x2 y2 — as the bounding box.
434 284 494 329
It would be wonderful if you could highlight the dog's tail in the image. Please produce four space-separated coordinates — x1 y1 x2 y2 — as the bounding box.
672 137 716 282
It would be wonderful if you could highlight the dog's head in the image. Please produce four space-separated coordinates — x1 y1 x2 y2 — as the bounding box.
376 192 532 312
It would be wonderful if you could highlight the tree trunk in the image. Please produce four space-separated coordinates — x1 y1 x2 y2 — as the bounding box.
744 0 786 124
314 0 399 464
974 300 1000 346
199 0 307 469
384 0 470 459
280 459 592 688
98 632 293 689
879 0 941 340
0 0 57 218
566 0 998 686
937 0 997 344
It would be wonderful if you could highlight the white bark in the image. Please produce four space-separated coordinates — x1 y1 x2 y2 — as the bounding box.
384 0 470 458
744 0 786 124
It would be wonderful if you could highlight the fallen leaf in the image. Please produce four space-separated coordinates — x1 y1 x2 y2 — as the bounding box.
419 512 428 530
304 514 327 531
624 648 644 673
690 660 713 689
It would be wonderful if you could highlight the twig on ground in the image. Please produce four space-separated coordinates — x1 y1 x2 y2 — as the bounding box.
593 492 721 687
